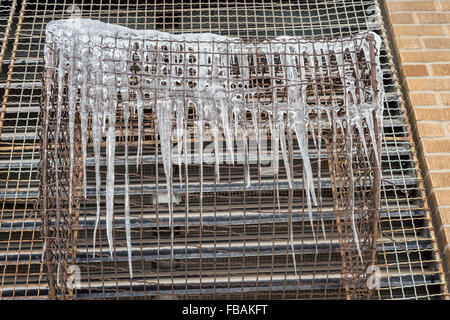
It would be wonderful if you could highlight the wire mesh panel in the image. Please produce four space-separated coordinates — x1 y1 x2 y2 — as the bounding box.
40 18 384 299
0 0 448 300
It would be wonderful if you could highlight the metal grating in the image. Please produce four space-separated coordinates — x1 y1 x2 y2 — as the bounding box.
0 0 448 300
41 20 384 299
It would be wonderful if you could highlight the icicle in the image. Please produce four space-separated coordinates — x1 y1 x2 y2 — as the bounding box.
196 40 207 206
220 92 234 165
268 114 279 175
269 115 282 220
91 97 102 258
105 90 117 257
295 43 318 243
364 109 381 174
251 107 262 166
198 101 204 205
68 38 76 221
277 45 300 271
308 120 318 151
183 99 191 226
123 102 133 278
102 106 107 134
136 93 144 169
347 124 363 263
156 99 175 258
314 47 327 240
212 122 221 183
335 51 345 80
294 123 317 244
233 108 240 142
56 260 61 286
221 45 235 166
317 125 327 240
80 66 88 198
157 100 174 215
354 113 371 162
55 46 64 180
242 125 251 188
278 120 292 189
350 50 365 104
176 99 184 183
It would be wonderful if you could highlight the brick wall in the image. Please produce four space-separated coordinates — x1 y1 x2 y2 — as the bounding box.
383 0 450 285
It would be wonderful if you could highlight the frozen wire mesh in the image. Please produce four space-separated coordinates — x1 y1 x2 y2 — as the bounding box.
0 0 448 300
40 18 383 299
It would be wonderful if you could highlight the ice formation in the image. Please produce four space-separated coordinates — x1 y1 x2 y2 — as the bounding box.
44 18 384 278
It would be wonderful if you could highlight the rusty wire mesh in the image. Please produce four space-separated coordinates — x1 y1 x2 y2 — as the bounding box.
39 19 383 299
0 0 448 300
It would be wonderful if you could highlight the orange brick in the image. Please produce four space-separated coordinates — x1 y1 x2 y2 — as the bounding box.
437 226 450 254
397 37 423 49
390 12 415 24
426 172 450 189
407 78 450 91
434 207 450 227
416 122 447 137
416 12 450 23
420 138 450 153
424 154 450 170
430 189 450 209
402 64 429 76
423 38 450 49
392 24 446 36
441 0 450 10
442 249 450 272
387 1 437 11
431 64 450 76
408 92 438 106
441 93 450 106
399 50 450 63
413 107 450 121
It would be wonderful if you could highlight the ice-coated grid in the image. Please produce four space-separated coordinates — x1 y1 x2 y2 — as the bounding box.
41 18 384 299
